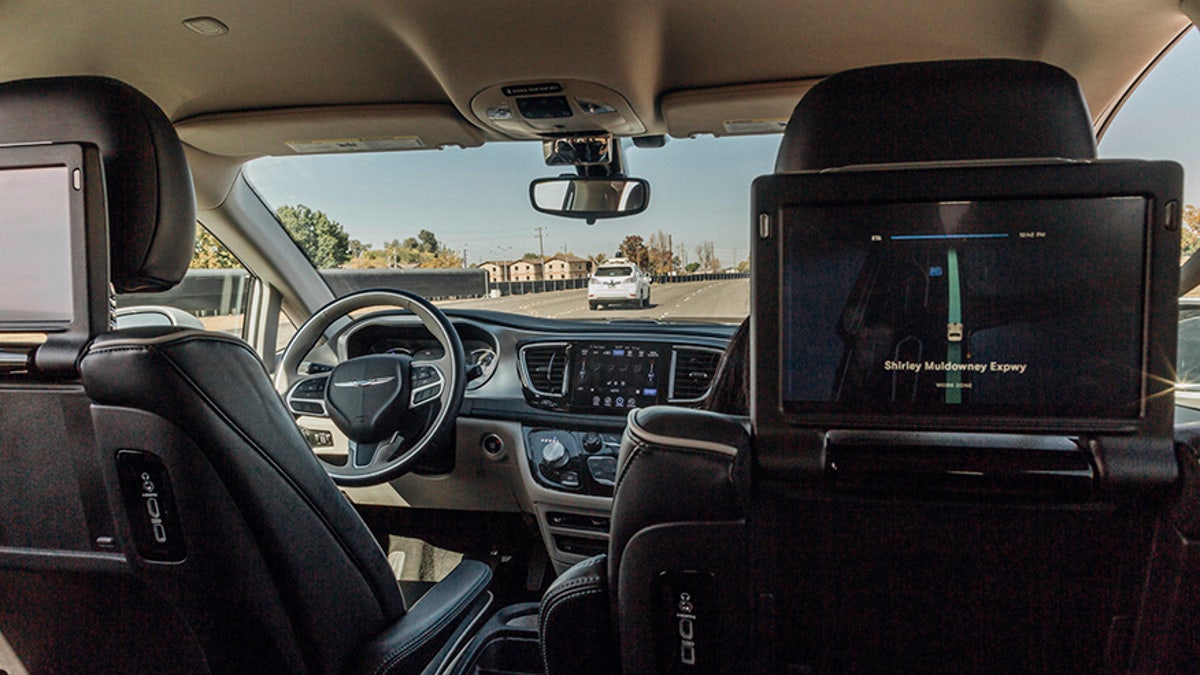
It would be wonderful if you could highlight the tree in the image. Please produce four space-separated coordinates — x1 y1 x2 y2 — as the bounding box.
419 251 464 268
349 239 371 258
646 230 674 274
694 240 720 272
191 225 241 269
685 262 701 274
417 229 440 254
276 204 350 269
618 234 650 269
1184 204 1200 261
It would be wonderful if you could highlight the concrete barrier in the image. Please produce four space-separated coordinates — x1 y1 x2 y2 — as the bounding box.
118 267 488 317
117 268 744 317
321 268 487 300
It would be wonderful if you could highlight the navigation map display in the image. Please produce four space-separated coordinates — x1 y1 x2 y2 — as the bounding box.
570 342 663 413
780 196 1148 419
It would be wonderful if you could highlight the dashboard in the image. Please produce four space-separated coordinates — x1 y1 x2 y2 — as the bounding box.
291 308 735 571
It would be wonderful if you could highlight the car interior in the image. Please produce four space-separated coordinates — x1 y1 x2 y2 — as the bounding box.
3 2 1200 674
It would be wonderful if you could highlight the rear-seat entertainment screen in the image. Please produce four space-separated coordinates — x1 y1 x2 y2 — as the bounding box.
0 164 75 326
779 196 1147 419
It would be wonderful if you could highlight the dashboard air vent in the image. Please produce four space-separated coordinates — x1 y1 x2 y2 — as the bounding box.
521 343 568 396
670 347 723 402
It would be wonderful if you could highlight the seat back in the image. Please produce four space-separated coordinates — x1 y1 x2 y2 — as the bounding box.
592 58 1190 674
753 59 1185 673
0 77 405 674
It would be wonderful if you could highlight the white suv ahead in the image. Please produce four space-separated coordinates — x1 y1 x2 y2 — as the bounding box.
588 259 651 310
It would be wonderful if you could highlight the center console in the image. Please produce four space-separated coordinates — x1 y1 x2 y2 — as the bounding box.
515 337 725 570
525 428 620 495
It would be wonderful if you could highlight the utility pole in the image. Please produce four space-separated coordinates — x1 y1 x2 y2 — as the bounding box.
462 245 468 268
534 226 546 289
535 226 546 260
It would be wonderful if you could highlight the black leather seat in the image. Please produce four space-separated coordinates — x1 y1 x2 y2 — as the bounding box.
0 77 490 674
539 58 1124 674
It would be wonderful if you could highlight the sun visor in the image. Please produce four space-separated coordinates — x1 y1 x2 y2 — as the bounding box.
661 80 819 139
176 104 484 157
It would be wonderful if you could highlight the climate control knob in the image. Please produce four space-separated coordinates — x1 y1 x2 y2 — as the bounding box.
541 437 569 468
581 432 603 454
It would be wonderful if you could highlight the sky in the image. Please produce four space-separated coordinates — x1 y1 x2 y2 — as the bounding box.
245 26 1200 269
245 133 778 268
1099 28 1200 203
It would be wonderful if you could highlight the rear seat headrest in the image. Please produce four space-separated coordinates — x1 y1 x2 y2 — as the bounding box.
776 59 1097 173
0 76 195 293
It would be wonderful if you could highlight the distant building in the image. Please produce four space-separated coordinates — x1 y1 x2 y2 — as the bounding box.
478 260 512 283
509 259 543 281
543 254 591 280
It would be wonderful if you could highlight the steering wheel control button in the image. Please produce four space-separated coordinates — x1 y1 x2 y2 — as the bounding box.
294 376 328 398
291 401 324 415
115 450 186 563
287 375 330 416
409 365 444 408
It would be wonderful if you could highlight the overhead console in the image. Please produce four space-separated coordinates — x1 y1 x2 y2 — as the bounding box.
752 159 1183 496
469 80 646 140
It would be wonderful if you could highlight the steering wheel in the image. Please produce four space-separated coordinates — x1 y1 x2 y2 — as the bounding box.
275 289 466 486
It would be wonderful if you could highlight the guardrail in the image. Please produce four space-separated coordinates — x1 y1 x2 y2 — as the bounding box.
117 268 749 317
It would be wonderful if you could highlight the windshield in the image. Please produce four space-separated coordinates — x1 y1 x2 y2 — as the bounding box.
244 135 777 324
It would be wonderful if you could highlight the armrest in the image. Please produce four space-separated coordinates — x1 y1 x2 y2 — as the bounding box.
349 559 493 675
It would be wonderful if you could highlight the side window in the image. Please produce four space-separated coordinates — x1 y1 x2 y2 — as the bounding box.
1101 29 1200 403
1100 30 1200 266
114 224 251 337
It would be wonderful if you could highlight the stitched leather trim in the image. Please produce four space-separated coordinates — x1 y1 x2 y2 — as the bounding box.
540 586 606 674
626 408 739 457
370 570 492 675
615 439 733 495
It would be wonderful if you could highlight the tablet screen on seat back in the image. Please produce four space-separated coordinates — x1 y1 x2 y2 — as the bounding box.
752 160 1182 436
780 196 1146 419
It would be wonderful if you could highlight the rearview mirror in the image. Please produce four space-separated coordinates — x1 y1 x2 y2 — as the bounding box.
529 177 649 222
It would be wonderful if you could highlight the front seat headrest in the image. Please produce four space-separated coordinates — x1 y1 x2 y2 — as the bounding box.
776 59 1097 172
0 76 195 293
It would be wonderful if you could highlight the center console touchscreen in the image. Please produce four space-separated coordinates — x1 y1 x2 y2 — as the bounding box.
752 160 1181 438
570 342 665 413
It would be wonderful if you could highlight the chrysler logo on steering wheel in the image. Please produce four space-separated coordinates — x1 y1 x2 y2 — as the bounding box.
333 376 396 388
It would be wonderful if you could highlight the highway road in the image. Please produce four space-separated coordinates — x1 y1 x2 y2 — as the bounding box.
439 278 750 322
